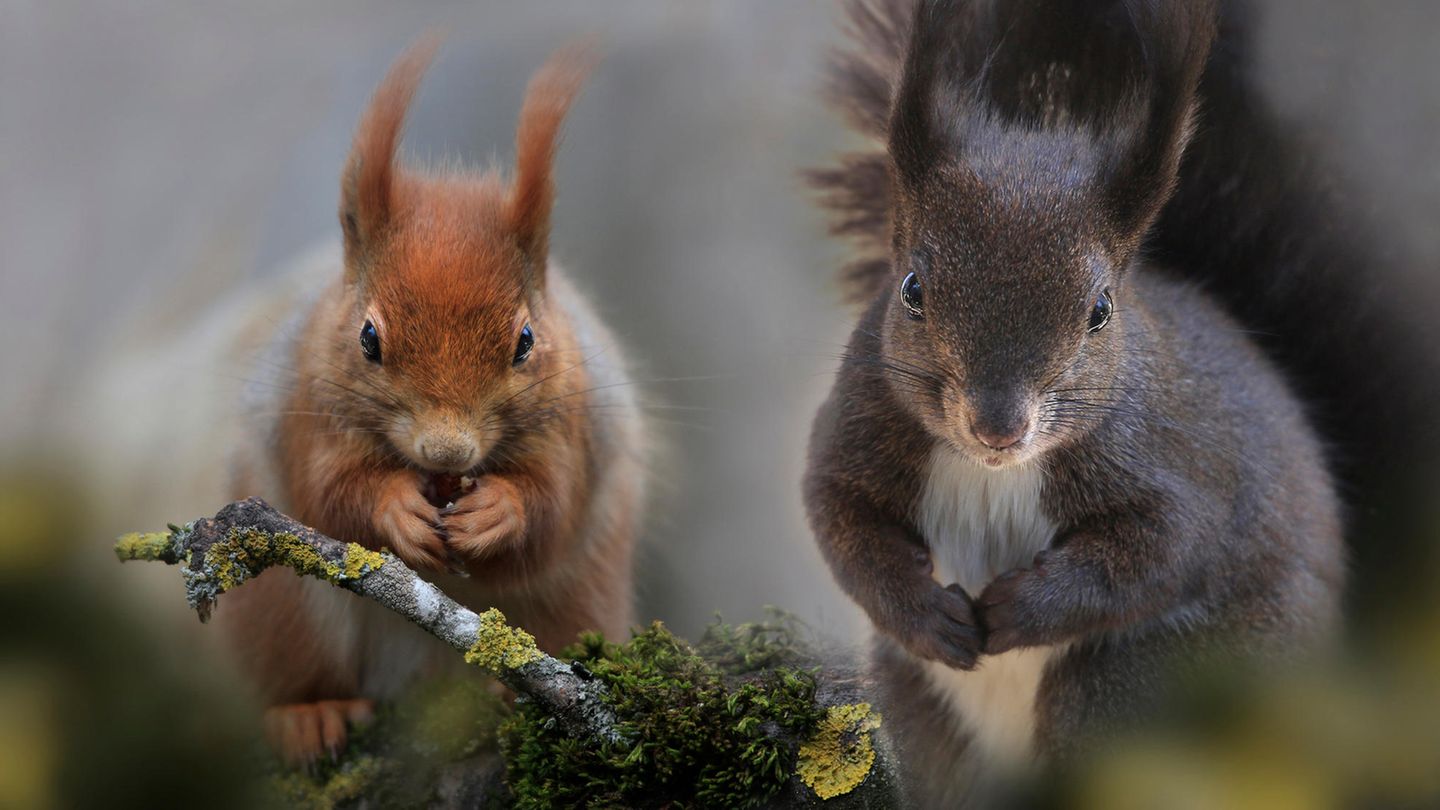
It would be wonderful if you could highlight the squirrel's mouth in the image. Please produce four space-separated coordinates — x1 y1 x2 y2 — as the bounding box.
421 473 477 510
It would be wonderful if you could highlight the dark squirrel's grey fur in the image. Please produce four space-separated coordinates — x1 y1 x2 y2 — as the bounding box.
806 0 1344 804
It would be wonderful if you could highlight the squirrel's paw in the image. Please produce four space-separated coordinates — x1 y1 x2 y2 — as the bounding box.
441 476 527 559
976 556 1050 655
899 583 982 670
263 699 374 767
373 471 448 571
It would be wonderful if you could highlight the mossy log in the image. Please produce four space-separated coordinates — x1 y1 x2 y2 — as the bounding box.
116 497 901 807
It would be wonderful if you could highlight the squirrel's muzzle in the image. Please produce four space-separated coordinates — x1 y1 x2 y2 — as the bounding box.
409 413 482 472
967 388 1033 452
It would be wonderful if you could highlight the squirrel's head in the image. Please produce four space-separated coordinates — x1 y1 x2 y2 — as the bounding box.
874 0 1215 466
320 38 592 476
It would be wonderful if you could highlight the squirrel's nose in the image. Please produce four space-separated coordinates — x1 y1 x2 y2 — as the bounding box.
968 387 1032 451
416 434 479 471
971 420 1029 450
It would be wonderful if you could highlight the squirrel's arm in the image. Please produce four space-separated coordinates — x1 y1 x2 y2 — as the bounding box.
977 507 1193 654
804 383 984 670
806 473 983 670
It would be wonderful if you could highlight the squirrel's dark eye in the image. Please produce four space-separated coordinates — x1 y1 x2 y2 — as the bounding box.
900 272 924 319
359 319 382 364
513 323 534 366
1088 290 1113 333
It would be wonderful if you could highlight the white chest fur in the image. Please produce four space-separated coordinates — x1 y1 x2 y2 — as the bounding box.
915 444 1060 766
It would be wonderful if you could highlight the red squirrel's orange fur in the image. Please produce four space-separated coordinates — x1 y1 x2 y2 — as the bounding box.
218 40 645 763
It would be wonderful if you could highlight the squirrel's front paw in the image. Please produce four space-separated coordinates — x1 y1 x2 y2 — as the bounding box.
898 583 982 670
977 564 1045 655
372 471 448 571
441 476 527 560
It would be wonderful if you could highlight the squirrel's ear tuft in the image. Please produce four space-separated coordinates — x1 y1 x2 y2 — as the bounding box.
507 41 596 299
340 36 441 277
888 0 978 184
1102 0 1218 235
887 0 1217 236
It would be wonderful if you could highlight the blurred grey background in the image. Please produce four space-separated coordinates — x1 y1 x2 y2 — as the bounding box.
2 0 1437 643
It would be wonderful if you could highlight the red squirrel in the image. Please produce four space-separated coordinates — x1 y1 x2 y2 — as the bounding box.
217 41 647 763
806 0 1342 804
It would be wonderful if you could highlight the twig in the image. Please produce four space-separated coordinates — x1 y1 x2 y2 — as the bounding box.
115 496 620 743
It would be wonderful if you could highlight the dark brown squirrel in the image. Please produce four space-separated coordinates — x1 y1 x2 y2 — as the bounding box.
805 0 1343 804
217 41 648 763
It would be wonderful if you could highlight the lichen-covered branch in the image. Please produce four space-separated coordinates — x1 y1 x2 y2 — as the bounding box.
115 497 620 744
116 497 900 805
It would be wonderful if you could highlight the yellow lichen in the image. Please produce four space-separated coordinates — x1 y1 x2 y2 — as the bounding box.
342 543 388 579
796 702 882 800
464 608 544 672
113 531 173 562
202 529 386 592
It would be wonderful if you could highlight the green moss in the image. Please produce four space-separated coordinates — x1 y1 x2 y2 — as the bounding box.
258 613 854 807
696 607 814 675
268 679 509 809
270 755 385 810
393 677 508 762
796 703 882 800
465 609 545 673
501 617 828 809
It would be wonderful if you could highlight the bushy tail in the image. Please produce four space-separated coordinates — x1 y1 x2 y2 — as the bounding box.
1148 0 1440 611
805 0 913 304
